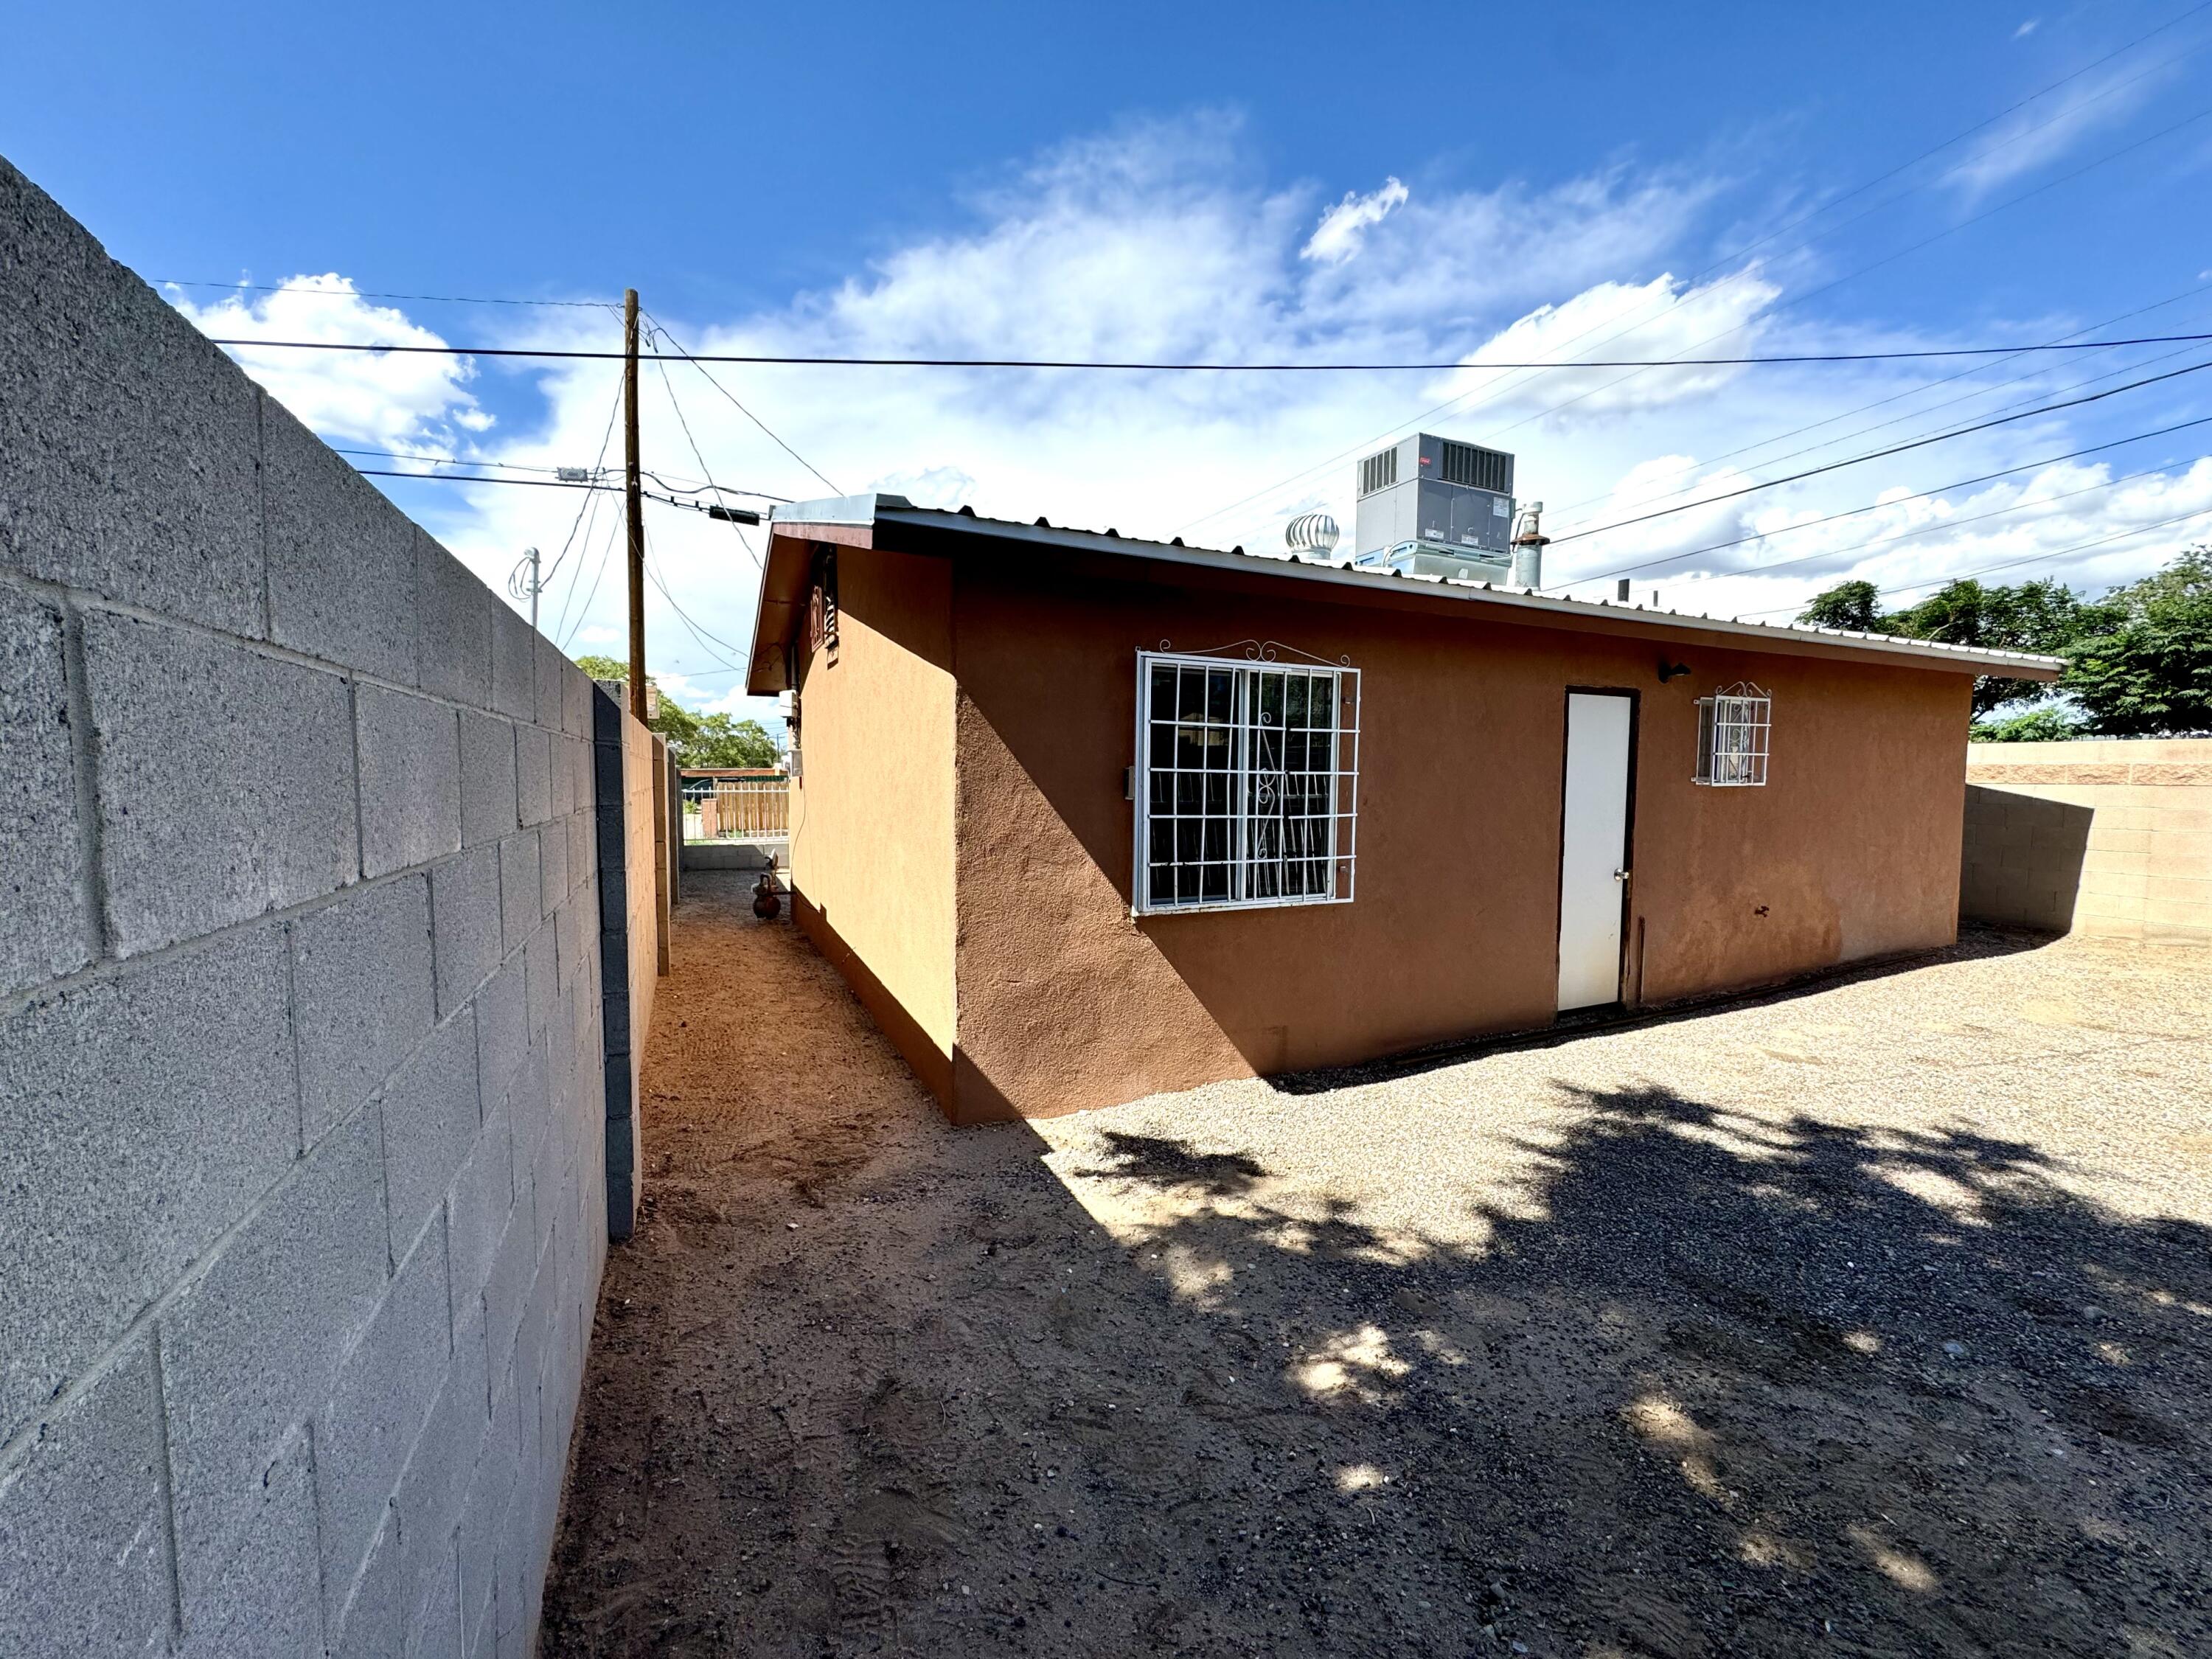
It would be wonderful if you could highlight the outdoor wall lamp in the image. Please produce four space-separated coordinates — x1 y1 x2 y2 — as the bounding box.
1658 661 1692 682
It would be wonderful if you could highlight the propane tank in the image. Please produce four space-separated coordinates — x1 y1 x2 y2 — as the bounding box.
753 855 782 920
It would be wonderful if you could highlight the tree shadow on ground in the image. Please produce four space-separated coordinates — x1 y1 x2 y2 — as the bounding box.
541 904 2209 1659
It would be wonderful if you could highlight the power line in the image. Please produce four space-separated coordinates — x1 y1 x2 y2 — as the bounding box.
198 327 2212 372
1544 355 2212 548
1552 410 2212 590
1735 504 2212 616
1601 452 2212 598
158 277 614 309
640 308 841 495
1186 10 2212 529
644 324 765 571
1543 279 2212 519
348 467 765 517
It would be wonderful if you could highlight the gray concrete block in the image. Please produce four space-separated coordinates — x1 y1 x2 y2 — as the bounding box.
358 685 462 879
447 1096 516 1318
504 1046 551 1222
0 159 265 636
515 723 552 828
404 1534 464 1659
264 396 419 685
589 683 622 744
456 1364 521 1658
525 924 557 1043
459 711 518 849
159 1107 388 1596
481 1204 538 1385
330 1506 407 1659
315 1220 450 1627
0 583 89 998
0 924 295 1444
293 875 436 1147
534 632 565 735
83 609 357 957
419 536 493 711
392 1297 489 1614
381 1012 481 1262
0 1341 170 1659
490 603 534 723
568 802 593 897
539 815 568 916
561 661 590 740
498 831 540 954
172 1425 324 1659
432 844 503 1018
549 734 574 818
474 956 528 1112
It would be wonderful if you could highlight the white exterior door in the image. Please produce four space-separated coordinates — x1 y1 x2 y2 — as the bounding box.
1557 692 1634 1011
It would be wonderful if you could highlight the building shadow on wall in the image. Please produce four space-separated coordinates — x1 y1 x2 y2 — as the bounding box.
1961 784 2095 935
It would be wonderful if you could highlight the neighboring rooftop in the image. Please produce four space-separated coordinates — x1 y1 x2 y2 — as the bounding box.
745 492 2067 693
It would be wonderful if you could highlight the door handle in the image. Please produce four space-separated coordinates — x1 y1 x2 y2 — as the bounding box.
1613 869 1632 882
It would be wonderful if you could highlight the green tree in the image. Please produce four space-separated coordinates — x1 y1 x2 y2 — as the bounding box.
2059 546 2212 737
1796 580 1890 634
569 654 782 767
1969 706 2084 743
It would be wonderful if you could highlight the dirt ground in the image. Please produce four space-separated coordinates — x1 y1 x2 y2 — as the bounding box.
540 874 2212 1658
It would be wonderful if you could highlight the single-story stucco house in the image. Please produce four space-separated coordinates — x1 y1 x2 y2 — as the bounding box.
742 493 2060 1123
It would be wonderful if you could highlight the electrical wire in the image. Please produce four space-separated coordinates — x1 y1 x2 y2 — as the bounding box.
644 324 765 570
1544 355 2212 548
1175 8 2212 532
157 277 615 309
1547 414 2212 591
1732 504 2212 616
1585 451 2211 598
641 308 841 495
198 327 2212 372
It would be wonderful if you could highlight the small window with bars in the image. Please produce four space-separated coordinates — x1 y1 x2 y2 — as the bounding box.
1695 684 1771 787
1134 651 1361 914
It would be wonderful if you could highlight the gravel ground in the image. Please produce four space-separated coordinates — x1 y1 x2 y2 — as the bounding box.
541 874 2212 1658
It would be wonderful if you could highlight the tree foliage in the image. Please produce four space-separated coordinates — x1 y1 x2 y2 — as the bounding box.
1798 547 2212 733
569 655 782 768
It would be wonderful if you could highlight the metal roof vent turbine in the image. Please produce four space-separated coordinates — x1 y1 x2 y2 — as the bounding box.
1284 512 1340 560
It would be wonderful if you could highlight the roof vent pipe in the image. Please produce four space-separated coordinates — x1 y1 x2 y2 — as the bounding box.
1509 501 1548 589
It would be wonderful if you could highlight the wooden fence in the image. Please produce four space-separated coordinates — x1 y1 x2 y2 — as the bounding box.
683 779 789 841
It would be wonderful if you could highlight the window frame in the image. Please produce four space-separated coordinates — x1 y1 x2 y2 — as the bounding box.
1694 684 1771 787
1130 649 1362 918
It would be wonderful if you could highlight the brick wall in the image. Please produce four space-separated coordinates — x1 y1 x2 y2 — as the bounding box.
0 153 638 1655
1961 739 2212 946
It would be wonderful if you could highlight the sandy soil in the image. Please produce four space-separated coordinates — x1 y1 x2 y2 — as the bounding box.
540 874 2212 1658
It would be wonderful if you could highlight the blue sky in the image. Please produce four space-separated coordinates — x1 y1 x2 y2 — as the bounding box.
7 0 2212 717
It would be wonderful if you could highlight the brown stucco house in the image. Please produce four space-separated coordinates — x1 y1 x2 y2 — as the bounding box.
742 492 2059 1124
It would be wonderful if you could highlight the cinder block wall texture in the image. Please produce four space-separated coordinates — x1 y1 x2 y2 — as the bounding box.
1 153 619 1656
1962 738 2212 945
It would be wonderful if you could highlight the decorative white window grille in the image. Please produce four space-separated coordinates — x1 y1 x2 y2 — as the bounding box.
1695 684 1771 787
1133 646 1361 915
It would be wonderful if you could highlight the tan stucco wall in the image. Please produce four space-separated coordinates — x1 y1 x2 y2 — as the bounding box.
787 542 959 1096
947 553 1974 1121
1963 739 2212 945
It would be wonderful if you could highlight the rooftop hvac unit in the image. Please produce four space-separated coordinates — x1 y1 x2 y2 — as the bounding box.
1352 434 1517 581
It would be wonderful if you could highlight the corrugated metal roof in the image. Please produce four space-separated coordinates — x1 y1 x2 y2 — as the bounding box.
750 493 2067 684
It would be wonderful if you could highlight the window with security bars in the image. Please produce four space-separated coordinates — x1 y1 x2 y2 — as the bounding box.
1695 684 1771 787
1135 652 1361 914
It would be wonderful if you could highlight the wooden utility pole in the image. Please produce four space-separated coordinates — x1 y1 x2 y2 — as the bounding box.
623 287 647 724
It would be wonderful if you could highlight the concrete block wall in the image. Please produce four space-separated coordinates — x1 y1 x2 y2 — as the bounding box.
594 701 668 1239
0 153 617 1656
1962 739 2212 945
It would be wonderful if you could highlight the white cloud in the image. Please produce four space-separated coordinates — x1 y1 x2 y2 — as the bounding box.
1301 176 1409 265
2014 18 2039 38
168 276 487 455
180 115 2208 719
1943 61 2171 198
